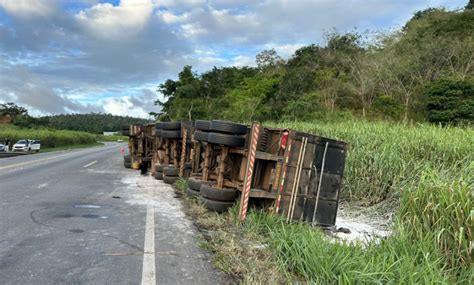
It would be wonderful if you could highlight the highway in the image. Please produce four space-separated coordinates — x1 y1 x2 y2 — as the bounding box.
0 143 227 284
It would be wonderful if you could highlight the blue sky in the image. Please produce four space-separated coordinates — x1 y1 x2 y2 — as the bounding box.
0 0 467 118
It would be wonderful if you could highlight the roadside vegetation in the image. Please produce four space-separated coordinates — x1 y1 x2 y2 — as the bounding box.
97 134 127 142
176 120 473 283
0 124 97 148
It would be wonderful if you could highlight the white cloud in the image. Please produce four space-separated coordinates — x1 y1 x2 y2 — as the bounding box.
76 0 153 39
0 0 55 18
181 23 208 38
101 89 159 118
231 55 254 67
157 10 189 24
265 43 306 59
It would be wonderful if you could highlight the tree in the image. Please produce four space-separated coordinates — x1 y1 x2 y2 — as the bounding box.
256 49 284 71
466 0 473 10
223 75 279 122
346 53 377 117
0 103 28 123
424 79 474 124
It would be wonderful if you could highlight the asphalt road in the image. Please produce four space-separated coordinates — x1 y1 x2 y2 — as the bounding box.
0 143 228 284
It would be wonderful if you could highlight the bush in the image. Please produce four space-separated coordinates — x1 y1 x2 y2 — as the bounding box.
371 95 404 120
0 125 97 148
424 79 474 125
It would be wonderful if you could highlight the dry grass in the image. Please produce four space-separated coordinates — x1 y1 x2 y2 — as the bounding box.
179 194 288 284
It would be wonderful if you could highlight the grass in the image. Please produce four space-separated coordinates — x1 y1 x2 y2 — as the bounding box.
179 119 473 284
269 120 473 204
0 124 97 148
41 142 104 152
97 134 128 142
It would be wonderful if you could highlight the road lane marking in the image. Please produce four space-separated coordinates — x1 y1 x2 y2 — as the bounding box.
83 160 98 168
37 183 48 189
141 187 156 285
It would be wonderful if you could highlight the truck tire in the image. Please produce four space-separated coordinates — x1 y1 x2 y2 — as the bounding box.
195 120 211 131
124 155 131 162
156 164 168 172
200 184 237 202
124 162 132 168
208 132 245 147
163 175 178 185
162 122 181 130
161 130 181 139
163 166 178 176
187 177 212 191
210 120 247 135
187 188 200 198
194 131 209 142
199 196 234 213
155 172 163 180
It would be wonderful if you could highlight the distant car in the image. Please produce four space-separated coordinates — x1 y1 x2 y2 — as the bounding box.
12 139 41 152
13 140 30 151
117 139 124 142
30 140 41 152
0 143 5 152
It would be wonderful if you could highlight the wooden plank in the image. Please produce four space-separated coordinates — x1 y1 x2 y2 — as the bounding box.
216 146 228 188
255 151 283 161
172 139 178 166
228 148 246 155
249 189 277 199
275 136 292 214
202 144 212 181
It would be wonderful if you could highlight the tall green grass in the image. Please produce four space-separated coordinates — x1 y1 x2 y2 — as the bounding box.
270 120 473 203
181 120 472 283
235 209 470 284
260 120 473 282
0 125 97 148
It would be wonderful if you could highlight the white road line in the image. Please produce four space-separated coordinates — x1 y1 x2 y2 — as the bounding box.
83 160 98 168
141 187 156 285
37 183 48 189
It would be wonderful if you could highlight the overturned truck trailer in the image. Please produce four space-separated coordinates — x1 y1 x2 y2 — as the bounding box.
125 120 347 227
187 121 347 227
234 124 346 226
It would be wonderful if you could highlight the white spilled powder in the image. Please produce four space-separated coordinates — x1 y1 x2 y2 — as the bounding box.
121 174 194 235
328 201 392 245
333 216 390 244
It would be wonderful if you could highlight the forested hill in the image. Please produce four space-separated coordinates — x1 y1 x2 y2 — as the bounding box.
156 6 473 125
45 113 151 133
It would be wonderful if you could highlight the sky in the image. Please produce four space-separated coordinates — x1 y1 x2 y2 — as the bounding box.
0 0 467 118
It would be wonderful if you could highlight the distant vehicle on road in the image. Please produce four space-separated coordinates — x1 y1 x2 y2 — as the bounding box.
12 139 41 152
0 143 5 152
30 140 41 152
